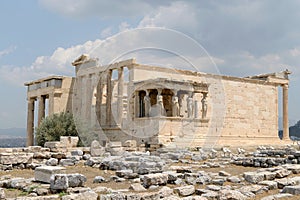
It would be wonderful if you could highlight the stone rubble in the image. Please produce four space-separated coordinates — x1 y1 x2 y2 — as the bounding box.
2 144 300 199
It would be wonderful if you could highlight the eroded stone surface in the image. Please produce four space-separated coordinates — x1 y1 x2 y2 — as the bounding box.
34 166 66 183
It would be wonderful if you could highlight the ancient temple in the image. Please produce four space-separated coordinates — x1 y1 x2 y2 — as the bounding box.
25 55 291 148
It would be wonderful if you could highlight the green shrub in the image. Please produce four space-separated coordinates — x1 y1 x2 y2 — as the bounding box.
35 112 79 146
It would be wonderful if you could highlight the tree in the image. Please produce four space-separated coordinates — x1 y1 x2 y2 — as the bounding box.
35 112 79 146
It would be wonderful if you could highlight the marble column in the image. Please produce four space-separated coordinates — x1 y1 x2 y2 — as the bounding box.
26 98 35 146
96 73 103 126
117 67 124 125
48 93 54 116
37 95 45 126
282 84 289 140
106 70 112 126
85 75 92 123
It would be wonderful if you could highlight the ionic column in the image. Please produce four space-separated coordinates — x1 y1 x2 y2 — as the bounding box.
106 70 112 126
48 93 54 116
37 96 45 126
26 98 35 146
282 84 289 140
85 75 92 123
96 73 103 126
117 67 124 125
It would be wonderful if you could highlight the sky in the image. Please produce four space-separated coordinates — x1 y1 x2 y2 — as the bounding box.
0 0 300 131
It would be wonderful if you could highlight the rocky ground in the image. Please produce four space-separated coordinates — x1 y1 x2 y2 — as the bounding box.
1 143 300 199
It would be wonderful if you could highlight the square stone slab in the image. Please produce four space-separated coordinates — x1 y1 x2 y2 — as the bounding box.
34 166 66 183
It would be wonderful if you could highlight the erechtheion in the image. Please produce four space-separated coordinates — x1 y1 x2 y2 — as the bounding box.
25 55 291 149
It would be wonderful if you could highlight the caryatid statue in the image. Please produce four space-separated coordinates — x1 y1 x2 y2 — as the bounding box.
201 94 208 119
172 96 179 117
187 97 193 118
144 95 150 117
157 95 165 116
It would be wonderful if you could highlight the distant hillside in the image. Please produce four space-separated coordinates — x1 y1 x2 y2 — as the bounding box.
278 117 297 131
279 120 300 140
0 128 26 137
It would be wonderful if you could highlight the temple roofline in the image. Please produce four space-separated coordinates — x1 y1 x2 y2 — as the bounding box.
24 75 72 86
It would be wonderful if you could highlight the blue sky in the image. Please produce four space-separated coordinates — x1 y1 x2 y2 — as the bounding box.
0 0 300 131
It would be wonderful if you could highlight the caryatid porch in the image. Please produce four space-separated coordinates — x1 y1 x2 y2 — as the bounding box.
133 78 210 120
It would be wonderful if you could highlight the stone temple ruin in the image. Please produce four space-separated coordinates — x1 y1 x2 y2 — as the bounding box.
25 54 291 148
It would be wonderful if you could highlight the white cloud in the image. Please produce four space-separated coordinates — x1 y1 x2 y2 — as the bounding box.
138 1 198 33
0 46 16 58
4 1 300 87
100 27 113 38
0 40 102 86
38 0 172 19
290 48 300 57
118 22 130 32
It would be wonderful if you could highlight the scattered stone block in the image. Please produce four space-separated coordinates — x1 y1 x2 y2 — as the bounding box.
182 196 208 200
62 190 98 200
44 142 62 152
259 180 278 190
282 185 300 195
46 158 58 166
92 186 113 193
59 159 76 166
129 183 146 192
211 178 225 186
142 173 168 188
227 176 241 183
124 140 137 148
261 171 276 180
93 176 106 183
275 178 296 189
219 170 231 177
50 174 68 191
244 172 264 184
0 153 33 165
206 185 221 191
90 140 105 157
219 189 247 200
239 184 267 194
159 186 173 198
71 149 83 156
284 164 300 174
174 185 195 197
201 191 219 199
60 136 79 148
34 166 66 183
99 192 126 200
275 169 291 178
0 188 5 199
261 193 293 200
67 173 86 187
161 195 181 200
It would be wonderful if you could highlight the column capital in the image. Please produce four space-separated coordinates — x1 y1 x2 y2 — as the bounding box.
157 88 162 94
282 84 289 89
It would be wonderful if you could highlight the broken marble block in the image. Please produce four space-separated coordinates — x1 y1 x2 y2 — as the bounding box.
34 166 66 183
